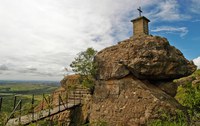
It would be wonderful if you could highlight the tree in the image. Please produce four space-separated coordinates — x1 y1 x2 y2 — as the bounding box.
70 48 97 90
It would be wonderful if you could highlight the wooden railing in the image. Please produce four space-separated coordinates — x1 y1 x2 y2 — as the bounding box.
3 87 89 126
5 99 22 125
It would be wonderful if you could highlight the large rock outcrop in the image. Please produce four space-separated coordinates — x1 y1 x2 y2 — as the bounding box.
89 35 197 126
90 76 183 125
95 35 196 80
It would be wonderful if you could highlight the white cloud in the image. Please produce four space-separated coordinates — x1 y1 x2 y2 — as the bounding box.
0 0 192 80
193 57 200 69
192 19 200 22
0 0 141 80
190 0 200 14
147 0 190 21
151 26 188 37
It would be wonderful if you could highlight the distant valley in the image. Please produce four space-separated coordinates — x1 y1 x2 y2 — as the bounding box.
0 80 60 115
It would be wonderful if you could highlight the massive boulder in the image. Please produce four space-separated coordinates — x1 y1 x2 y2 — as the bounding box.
90 76 184 125
89 35 196 125
95 35 196 80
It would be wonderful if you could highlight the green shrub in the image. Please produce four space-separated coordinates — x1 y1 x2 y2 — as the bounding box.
176 82 200 122
149 72 200 126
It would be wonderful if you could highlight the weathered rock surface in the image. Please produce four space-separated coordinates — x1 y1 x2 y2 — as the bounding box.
89 35 197 125
57 35 197 125
60 74 80 89
90 76 183 126
95 35 196 80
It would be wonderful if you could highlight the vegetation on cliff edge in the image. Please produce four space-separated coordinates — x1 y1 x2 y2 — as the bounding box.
150 69 200 125
70 47 97 91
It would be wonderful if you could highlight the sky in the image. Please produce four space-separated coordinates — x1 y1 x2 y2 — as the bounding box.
0 0 199 81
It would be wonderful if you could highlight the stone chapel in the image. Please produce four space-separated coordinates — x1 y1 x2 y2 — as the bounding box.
131 7 150 36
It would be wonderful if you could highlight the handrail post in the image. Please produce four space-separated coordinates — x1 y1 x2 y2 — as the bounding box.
5 99 22 125
32 94 34 121
19 100 22 125
13 96 17 111
73 91 75 105
79 91 81 104
49 94 54 107
60 91 63 106
67 92 68 108
59 95 66 109
48 96 50 115
0 97 2 112
42 94 44 110
65 91 67 103
66 91 68 108
58 94 61 112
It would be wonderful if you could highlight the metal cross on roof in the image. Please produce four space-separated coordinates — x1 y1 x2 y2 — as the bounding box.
137 6 142 17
